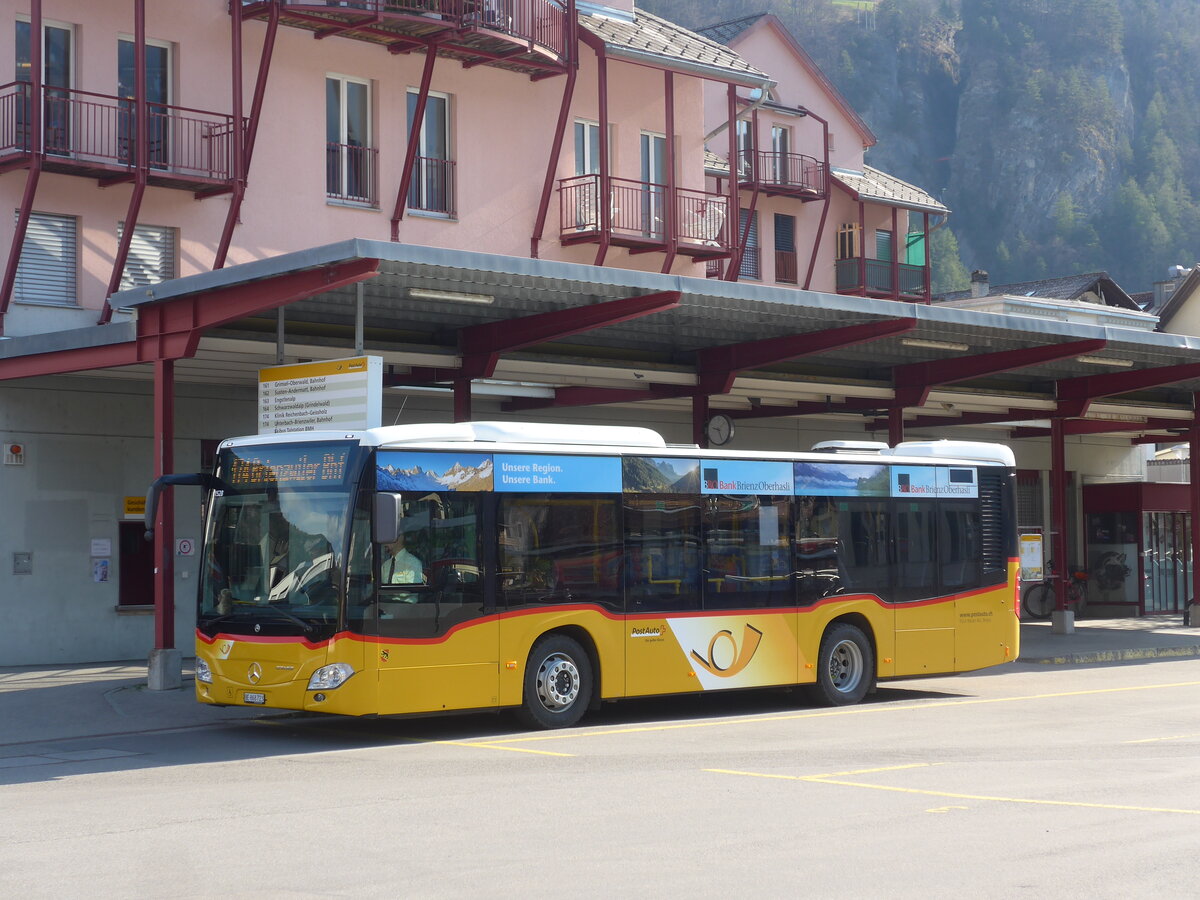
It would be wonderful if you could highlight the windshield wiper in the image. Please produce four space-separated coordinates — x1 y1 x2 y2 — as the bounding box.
202 605 314 635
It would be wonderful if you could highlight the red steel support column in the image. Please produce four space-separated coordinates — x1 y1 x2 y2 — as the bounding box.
660 70 676 274
453 378 471 423
888 407 904 447
593 44 611 267
802 108 831 290
530 47 576 258
153 358 176 650
1191 395 1200 613
0 0 43 335
101 0 148 322
1050 417 1069 612
392 47 438 240
923 211 932 303
890 206 899 299
858 201 866 295
724 83 739 279
693 394 709 449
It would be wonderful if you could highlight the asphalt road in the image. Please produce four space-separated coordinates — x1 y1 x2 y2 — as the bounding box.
3 659 1199 898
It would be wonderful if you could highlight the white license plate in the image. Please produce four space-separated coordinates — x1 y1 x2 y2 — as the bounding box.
243 692 266 705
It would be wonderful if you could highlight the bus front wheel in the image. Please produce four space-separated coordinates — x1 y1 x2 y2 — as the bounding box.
516 634 592 729
806 623 874 706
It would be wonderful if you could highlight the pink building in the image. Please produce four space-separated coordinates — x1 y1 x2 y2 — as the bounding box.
0 1 944 338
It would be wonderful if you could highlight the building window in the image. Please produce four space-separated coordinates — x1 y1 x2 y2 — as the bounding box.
118 222 177 291
326 74 375 205
640 131 667 239
574 120 600 176
876 229 893 261
771 124 790 182
738 209 760 280
13 210 77 305
118 37 172 168
15 18 73 153
736 118 753 177
836 223 860 260
407 89 453 215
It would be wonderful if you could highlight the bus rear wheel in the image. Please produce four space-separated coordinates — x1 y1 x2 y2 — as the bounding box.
806 623 874 706
516 635 592 729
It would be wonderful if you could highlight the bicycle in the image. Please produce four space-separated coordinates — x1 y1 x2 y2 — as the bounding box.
1022 563 1088 620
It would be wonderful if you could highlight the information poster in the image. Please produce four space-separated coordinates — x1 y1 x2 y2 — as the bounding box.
258 356 382 434
1020 533 1043 582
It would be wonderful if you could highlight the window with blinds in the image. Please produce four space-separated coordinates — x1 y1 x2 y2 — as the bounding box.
118 221 177 291
13 211 78 305
738 209 760 280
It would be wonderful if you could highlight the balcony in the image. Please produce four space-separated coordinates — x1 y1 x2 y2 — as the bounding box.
0 82 240 194
241 1 570 78
836 257 928 301
326 141 379 205
737 149 827 201
558 174 732 260
408 155 456 216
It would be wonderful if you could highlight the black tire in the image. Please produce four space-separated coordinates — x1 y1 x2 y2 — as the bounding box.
515 634 592 730
1023 583 1054 620
805 623 874 706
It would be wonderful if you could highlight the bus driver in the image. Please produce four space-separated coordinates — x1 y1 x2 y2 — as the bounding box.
383 532 424 587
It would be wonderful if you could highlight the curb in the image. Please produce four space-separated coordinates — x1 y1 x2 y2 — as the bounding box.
1020 645 1200 665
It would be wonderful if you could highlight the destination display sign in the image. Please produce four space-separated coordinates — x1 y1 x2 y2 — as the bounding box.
225 443 354 489
258 356 382 434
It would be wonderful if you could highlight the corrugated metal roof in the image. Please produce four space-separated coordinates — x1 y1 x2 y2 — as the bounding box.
832 165 949 214
578 8 770 86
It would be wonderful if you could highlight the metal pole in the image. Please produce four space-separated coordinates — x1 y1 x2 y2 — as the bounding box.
153 358 176 651
1050 417 1069 614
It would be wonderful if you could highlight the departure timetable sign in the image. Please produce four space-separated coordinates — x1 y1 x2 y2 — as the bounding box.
225 444 353 489
258 356 382 434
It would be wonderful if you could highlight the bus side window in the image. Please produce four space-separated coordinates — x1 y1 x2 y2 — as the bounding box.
939 500 981 590
838 500 891 597
624 496 701 611
796 496 841 604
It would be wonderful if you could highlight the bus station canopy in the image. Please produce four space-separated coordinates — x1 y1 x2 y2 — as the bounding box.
4 238 1200 442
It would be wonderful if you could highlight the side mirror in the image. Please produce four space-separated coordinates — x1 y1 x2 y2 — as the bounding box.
374 492 403 544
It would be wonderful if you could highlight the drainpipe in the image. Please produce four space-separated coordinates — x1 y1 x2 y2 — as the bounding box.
660 70 676 274
802 105 831 290
530 0 576 258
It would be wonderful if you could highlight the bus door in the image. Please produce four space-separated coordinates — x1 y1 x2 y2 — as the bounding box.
892 499 955 675
373 493 497 715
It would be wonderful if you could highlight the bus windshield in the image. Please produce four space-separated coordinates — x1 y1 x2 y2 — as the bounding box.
198 441 360 638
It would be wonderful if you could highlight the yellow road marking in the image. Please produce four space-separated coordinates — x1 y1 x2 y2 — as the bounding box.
1123 733 1200 744
704 767 1200 816
469 679 1200 748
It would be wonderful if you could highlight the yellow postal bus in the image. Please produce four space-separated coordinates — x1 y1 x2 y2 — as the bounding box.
179 421 1018 728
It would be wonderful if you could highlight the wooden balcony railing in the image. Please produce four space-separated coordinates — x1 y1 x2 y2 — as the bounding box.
836 257 927 299
326 141 379 206
737 149 827 199
559 174 732 257
408 155 456 215
0 81 239 187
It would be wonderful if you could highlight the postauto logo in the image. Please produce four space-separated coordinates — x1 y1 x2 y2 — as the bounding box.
689 624 764 678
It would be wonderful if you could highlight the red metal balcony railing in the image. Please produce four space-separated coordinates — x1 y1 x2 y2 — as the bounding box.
0 81 239 184
738 149 827 198
408 155 456 216
559 175 732 256
836 257 927 299
326 141 379 205
675 187 730 251
244 1 568 58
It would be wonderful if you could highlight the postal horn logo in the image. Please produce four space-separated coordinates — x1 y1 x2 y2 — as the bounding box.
690 624 764 677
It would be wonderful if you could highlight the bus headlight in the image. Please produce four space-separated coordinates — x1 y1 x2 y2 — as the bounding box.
308 663 355 690
195 659 213 684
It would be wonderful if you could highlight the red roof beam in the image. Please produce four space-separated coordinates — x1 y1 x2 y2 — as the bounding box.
1009 417 1186 439
1056 359 1200 417
697 318 917 395
892 338 1107 408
